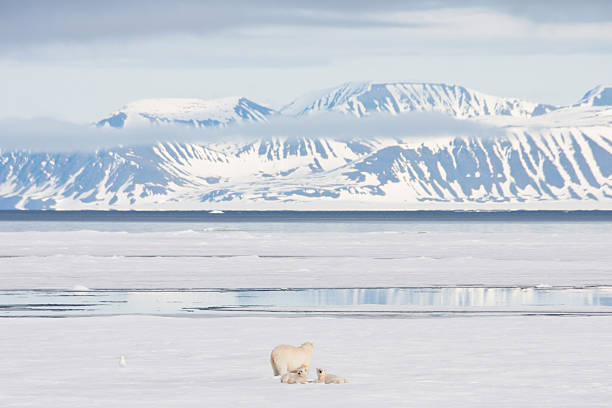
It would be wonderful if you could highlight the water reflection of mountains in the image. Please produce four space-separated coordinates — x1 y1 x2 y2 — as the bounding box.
2 286 612 317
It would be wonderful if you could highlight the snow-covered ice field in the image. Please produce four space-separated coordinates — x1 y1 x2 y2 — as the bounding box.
1 220 611 289
2 315 612 407
1 216 612 407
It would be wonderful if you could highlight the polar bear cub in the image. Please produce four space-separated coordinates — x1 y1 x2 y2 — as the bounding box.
316 368 348 384
270 341 314 376
280 366 308 384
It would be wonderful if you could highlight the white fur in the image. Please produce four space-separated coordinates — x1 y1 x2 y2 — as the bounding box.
316 368 348 384
280 367 308 384
270 341 314 376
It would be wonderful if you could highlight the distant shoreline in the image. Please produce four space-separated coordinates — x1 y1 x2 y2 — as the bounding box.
0 210 611 223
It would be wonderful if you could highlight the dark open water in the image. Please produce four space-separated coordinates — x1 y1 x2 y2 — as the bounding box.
0 210 612 222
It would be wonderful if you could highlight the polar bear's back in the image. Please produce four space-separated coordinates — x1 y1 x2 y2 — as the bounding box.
270 342 314 376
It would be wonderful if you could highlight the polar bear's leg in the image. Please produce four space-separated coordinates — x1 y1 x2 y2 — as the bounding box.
270 354 287 376
270 354 280 376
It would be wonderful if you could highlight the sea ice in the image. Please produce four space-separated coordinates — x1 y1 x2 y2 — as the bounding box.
0 315 610 407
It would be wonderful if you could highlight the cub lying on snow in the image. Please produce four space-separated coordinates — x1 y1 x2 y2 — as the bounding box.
270 342 314 376
316 368 348 384
280 367 308 384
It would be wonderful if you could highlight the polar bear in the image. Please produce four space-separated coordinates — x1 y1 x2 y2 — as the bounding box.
316 368 348 384
280 366 308 384
270 341 314 376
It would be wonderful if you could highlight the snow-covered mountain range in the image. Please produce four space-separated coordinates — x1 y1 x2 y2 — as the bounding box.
281 82 557 118
1 82 611 209
96 97 275 128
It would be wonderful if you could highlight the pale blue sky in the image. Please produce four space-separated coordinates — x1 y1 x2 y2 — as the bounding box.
1 0 611 123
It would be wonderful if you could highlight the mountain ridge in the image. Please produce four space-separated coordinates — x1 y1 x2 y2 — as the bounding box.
95 81 607 129
577 85 612 107
1 81 611 210
96 96 276 129
281 81 559 119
